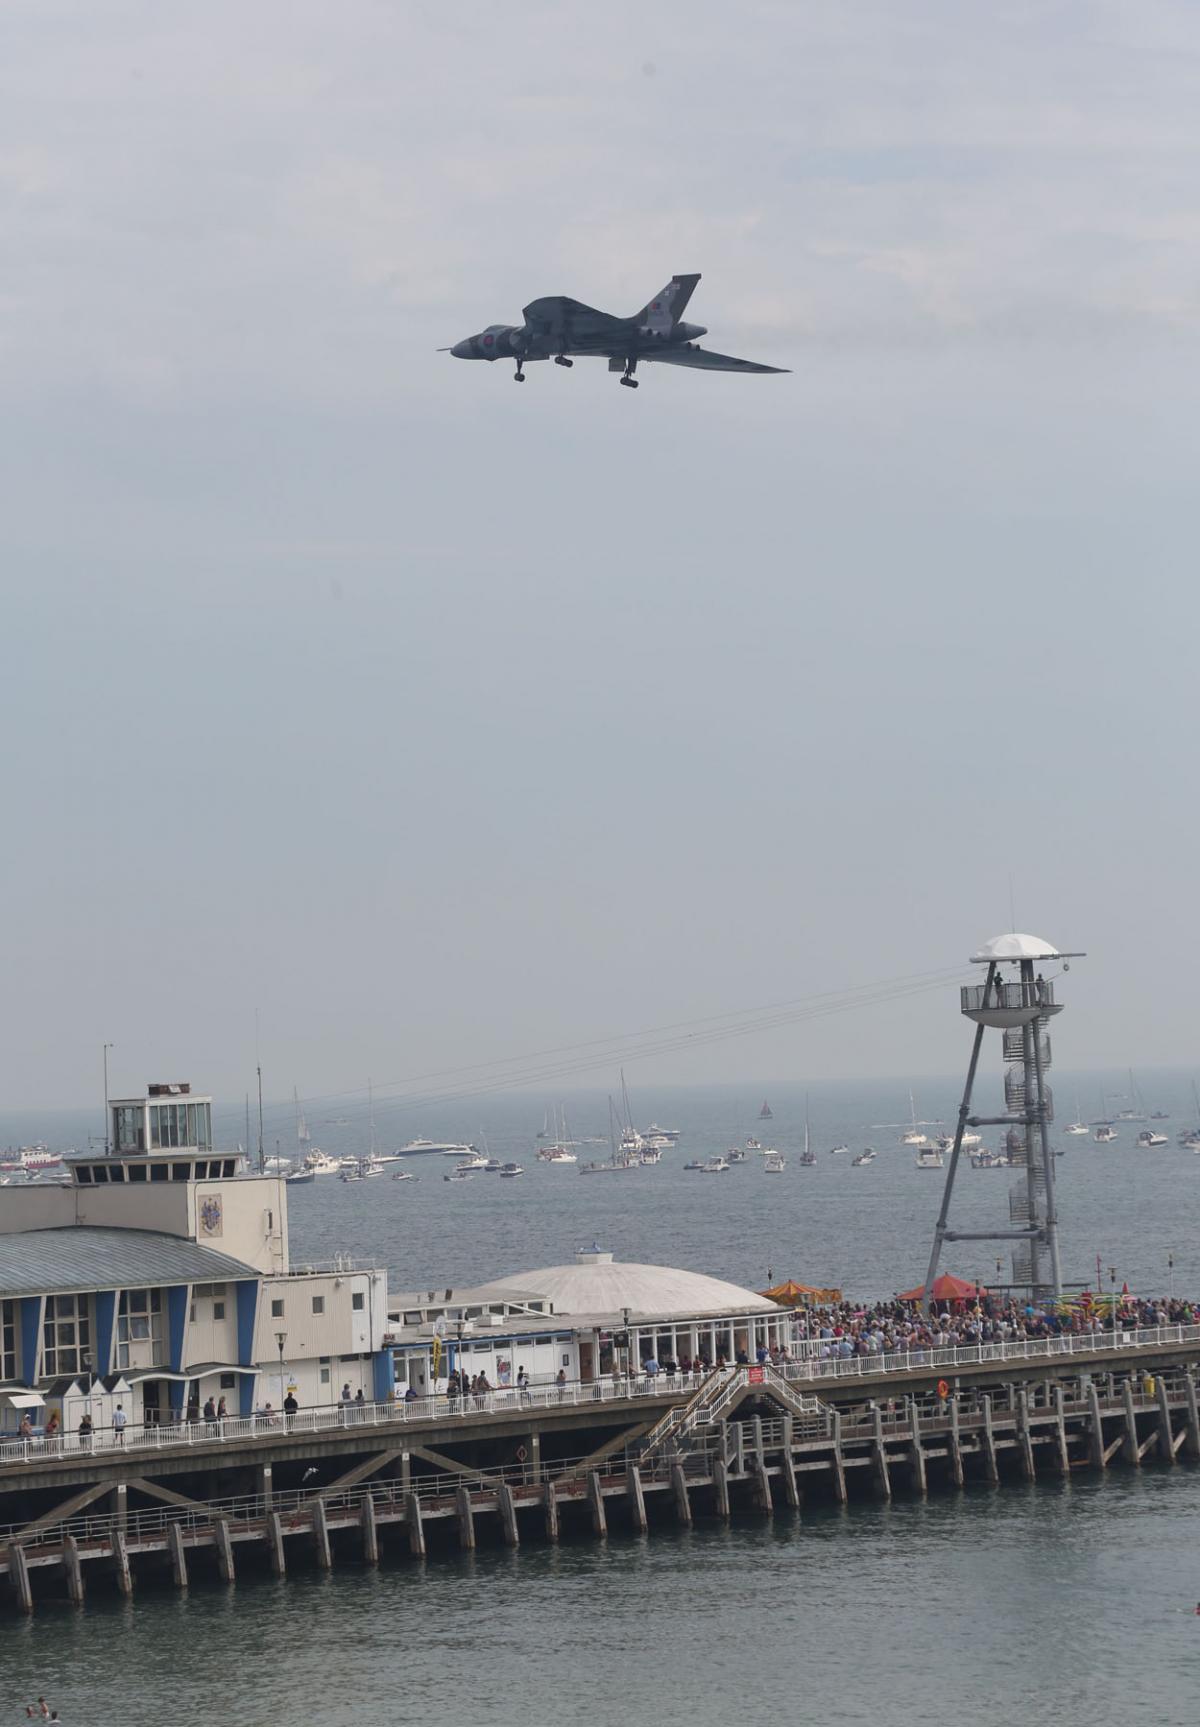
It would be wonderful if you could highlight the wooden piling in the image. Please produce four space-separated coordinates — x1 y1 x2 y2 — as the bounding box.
672 1462 693 1526
1183 1372 1200 1462
213 1519 235 1585
543 1481 559 1543
712 1456 731 1519
872 1409 891 1499
8 1543 32 1614
830 1411 848 1503
779 1417 800 1509
947 1399 964 1488
406 1492 426 1559
360 1495 379 1564
498 1482 520 1548
1156 1378 1177 1464
1087 1383 1106 1468
587 1471 607 1538
1122 1380 1140 1466
626 1465 648 1534
1052 1386 1071 1474
168 1521 189 1589
908 1401 927 1495
266 1512 286 1577
1015 1390 1036 1480
980 1395 1000 1484
62 1534 84 1606
753 1459 773 1513
311 1497 332 1569
111 1529 133 1596
455 1485 476 1551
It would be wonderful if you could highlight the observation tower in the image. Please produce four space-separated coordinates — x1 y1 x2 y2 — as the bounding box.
921 932 1085 1308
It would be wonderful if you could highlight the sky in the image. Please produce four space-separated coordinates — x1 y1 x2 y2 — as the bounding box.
2 0 1198 1111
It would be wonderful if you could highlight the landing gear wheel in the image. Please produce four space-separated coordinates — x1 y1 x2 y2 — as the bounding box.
620 375 639 388
620 357 639 388
513 371 526 382
554 355 574 368
514 358 525 381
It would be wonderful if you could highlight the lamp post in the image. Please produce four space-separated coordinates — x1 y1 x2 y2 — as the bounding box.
1109 1267 1117 1340
455 1321 465 1412
103 1043 114 1155
275 1329 288 1418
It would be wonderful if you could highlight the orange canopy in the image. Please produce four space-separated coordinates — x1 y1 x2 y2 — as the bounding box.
761 1280 843 1307
898 1272 986 1304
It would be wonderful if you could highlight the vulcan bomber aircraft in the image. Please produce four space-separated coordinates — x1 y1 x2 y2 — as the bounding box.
444 273 787 387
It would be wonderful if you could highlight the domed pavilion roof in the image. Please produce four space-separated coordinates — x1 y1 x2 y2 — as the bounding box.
471 1249 776 1323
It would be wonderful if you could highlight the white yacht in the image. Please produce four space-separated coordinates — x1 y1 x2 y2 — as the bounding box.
763 1149 786 1173
645 1123 680 1142
829 1143 850 1156
303 1151 343 1176
499 1162 524 1178
745 1136 761 1151
852 1148 876 1166
726 1147 747 1164
1065 1094 1090 1135
443 1164 475 1182
915 1147 945 1169
453 1151 489 1171
700 1155 731 1173
1136 1130 1169 1148
1094 1125 1119 1144
544 1147 576 1165
397 1139 477 1158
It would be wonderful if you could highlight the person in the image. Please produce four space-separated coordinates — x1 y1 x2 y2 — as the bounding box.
283 1390 299 1427
404 1383 418 1403
78 1411 93 1452
203 1395 217 1434
555 1367 567 1401
38 1701 49 1718
18 1413 33 1439
44 1410 60 1438
216 1395 228 1421
517 1365 530 1403
112 1403 127 1446
341 1382 352 1402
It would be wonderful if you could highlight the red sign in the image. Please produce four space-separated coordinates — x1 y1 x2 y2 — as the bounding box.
747 1366 765 1384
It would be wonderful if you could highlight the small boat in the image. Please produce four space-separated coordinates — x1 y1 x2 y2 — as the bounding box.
639 1147 662 1165
453 1152 489 1171
763 1150 786 1173
303 1151 343 1177
361 1156 386 1178
340 1169 361 1183
391 1169 416 1181
645 1123 680 1142
444 1165 474 1182
851 1149 875 1166
829 1143 850 1156
726 1148 747 1164
759 1101 773 1120
499 1162 524 1178
483 1158 504 1172
683 1159 706 1171
901 1088 932 1147
745 1136 761 1151
699 1155 731 1173
1136 1130 1169 1148
915 1148 945 1169
579 1158 638 1174
1150 1111 1170 1120
1182 1132 1200 1151
545 1147 576 1165
285 1169 315 1185
970 1149 1007 1169
1094 1125 1119 1144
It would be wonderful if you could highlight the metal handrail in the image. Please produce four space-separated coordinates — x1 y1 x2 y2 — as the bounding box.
778 1322 1200 1387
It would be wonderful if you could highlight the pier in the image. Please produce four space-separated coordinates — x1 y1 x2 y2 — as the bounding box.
3 1336 1200 1613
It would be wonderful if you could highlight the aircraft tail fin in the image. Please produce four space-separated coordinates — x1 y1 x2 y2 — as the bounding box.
636 273 700 334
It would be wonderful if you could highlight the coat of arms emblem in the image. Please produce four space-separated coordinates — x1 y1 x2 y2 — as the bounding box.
199 1195 223 1237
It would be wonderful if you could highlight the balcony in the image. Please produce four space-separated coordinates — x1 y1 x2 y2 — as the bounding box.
961 980 1060 1029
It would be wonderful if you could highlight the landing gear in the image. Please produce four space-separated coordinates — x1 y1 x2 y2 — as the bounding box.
513 357 525 382
619 357 639 389
619 375 639 388
554 355 573 367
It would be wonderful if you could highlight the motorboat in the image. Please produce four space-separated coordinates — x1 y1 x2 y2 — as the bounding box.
639 1147 663 1165
340 1168 361 1183
1 1145 63 1171
763 1150 786 1173
391 1169 416 1181
645 1123 680 1142
829 1144 850 1156
1094 1125 1119 1144
699 1155 731 1173
483 1158 504 1172
726 1148 747 1164
683 1158 706 1171
454 1152 489 1171
851 1149 876 1166
1136 1130 1169 1148
970 1150 1008 1169
544 1148 577 1165
444 1165 475 1182
499 1162 524 1178
398 1139 477 1158
745 1136 761 1151
303 1151 343 1176
1149 1111 1170 1121
1182 1132 1200 1151
915 1148 945 1169
285 1168 315 1185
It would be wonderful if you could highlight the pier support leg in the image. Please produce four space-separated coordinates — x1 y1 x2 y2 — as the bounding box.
872 1410 891 1500
498 1482 519 1548
529 1431 542 1484
1052 1386 1071 1474
213 1519 235 1585
1157 1377 1177 1464
406 1492 425 1559
266 1512 286 1577
311 1497 332 1569
456 1486 476 1551
830 1412 848 1504
1016 1390 1036 1480
753 1459 773 1514
259 1463 273 1509
360 1494 379 1565
400 1451 411 1495
712 1457 731 1520
8 1543 32 1614
672 1462 694 1526
779 1418 800 1509
1184 1372 1200 1462
981 1395 999 1485
948 1399 964 1489
62 1534 84 1606
543 1482 559 1543
113 1481 128 1533
1122 1381 1140 1467
1088 1383 1107 1469
587 1471 607 1538
907 1401 927 1495
111 1529 133 1596
626 1466 648 1534
168 1521 189 1589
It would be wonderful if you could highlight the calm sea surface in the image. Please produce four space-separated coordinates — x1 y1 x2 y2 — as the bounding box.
3 1070 1200 1722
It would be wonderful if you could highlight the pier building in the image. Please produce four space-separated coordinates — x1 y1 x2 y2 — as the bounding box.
0 1083 391 1433
386 1248 790 1395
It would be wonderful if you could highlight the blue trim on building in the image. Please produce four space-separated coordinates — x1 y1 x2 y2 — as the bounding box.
238 1368 257 1418
235 1279 258 1367
93 1290 116 1377
19 1297 42 1383
372 1348 395 1403
166 1285 188 1372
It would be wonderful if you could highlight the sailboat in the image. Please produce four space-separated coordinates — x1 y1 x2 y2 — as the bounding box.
294 1087 310 1146
1065 1093 1089 1135
798 1097 816 1166
758 1101 773 1120
619 1069 646 1155
579 1097 639 1174
901 1088 931 1148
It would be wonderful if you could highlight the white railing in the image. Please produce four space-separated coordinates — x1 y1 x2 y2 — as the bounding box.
0 1371 706 1472
779 1322 1200 1387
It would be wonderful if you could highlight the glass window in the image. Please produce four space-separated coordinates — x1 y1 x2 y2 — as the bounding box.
150 1163 168 1183
351 1292 364 1312
271 1299 284 1318
43 1294 91 1377
129 1165 147 1182
213 1302 225 1321
114 1106 144 1153
76 1167 93 1185
0 1300 15 1380
320 1366 331 1385
92 1166 109 1184
312 1296 325 1314
220 1373 236 1390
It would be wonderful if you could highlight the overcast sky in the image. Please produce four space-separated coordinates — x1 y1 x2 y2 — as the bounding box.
2 1 1198 1110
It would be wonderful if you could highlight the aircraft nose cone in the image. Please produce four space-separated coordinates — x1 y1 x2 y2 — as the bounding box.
450 338 473 358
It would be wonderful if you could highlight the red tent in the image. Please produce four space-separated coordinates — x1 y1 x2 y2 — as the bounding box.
898 1272 986 1305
